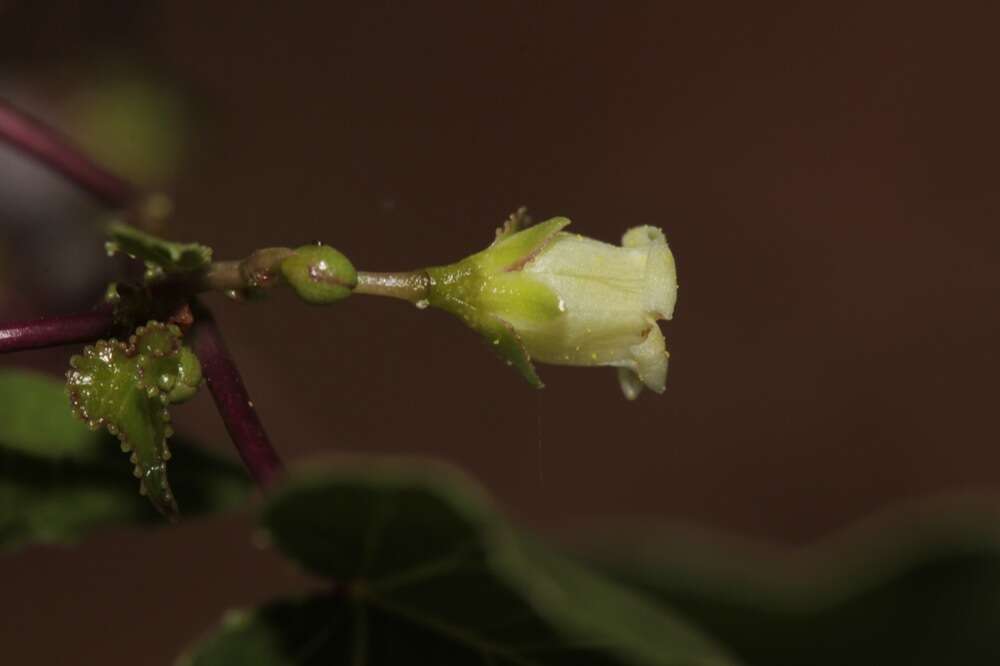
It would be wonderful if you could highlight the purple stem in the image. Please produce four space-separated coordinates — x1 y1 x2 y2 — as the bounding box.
191 304 284 488
0 310 116 353
0 98 137 208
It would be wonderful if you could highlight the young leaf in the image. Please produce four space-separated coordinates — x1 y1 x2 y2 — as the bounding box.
66 321 203 518
105 220 213 281
582 507 1000 666
180 459 736 666
0 370 250 550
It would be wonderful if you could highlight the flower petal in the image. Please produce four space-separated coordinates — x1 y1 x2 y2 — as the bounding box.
622 225 678 320
617 367 645 401
628 323 668 394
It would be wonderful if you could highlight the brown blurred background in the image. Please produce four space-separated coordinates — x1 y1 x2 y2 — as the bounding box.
2 2 999 663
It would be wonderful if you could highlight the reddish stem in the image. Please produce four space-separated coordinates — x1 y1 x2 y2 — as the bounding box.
191 303 284 488
0 98 137 208
0 310 116 353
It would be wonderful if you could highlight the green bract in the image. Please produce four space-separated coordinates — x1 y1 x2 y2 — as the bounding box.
280 244 357 304
426 218 678 398
65 321 203 518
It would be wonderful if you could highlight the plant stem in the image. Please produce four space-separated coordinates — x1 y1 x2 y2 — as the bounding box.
0 98 137 208
190 302 284 488
355 270 430 304
195 247 295 293
0 310 116 353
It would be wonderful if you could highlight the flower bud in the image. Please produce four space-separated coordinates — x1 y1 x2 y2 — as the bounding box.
280 244 357 305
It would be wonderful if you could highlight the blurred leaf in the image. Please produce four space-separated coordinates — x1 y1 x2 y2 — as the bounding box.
0 370 250 550
67 70 190 185
583 510 1000 666
181 460 736 666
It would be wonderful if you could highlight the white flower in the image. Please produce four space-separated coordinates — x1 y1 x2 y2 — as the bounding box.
426 217 677 399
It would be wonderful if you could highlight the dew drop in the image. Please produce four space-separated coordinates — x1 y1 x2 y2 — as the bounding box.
157 373 175 391
415 299 430 310
132 466 143 479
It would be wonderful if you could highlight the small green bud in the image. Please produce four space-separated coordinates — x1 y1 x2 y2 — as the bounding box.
166 347 203 403
280 244 357 304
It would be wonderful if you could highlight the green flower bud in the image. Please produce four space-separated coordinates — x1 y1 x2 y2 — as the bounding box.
426 218 677 398
280 244 357 305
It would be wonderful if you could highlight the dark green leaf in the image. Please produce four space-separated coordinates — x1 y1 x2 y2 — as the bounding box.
0 370 250 550
583 507 1000 666
181 459 736 666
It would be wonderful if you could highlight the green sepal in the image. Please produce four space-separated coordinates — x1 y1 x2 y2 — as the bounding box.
424 265 548 389
478 315 544 388
479 272 564 326
493 205 532 242
105 221 213 281
424 219 571 389
475 216 570 273
65 321 203 518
